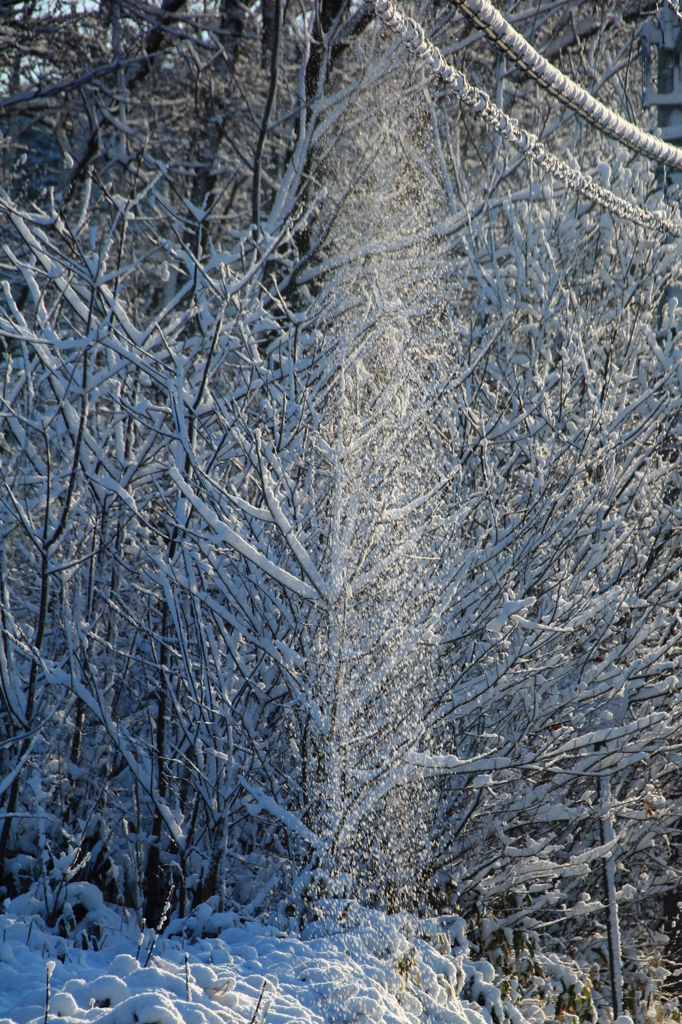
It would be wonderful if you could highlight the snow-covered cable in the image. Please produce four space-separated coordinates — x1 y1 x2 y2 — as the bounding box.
449 0 682 172
370 0 682 237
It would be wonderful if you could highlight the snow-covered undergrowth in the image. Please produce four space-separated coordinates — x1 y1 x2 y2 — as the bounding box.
0 891 604 1024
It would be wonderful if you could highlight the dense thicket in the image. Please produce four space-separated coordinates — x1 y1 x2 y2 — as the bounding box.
1 1 682 1019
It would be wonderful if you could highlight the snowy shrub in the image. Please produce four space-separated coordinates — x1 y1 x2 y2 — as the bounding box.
1 1 682 1021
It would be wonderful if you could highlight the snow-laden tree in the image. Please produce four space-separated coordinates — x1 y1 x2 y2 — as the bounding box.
2 0 682 1018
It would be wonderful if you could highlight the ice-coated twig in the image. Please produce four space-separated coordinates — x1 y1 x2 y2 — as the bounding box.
599 773 624 1017
135 919 146 961
144 883 174 967
249 980 267 1024
44 960 55 1024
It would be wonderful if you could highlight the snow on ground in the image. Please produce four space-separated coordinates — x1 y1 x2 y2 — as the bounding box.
0 891 530 1024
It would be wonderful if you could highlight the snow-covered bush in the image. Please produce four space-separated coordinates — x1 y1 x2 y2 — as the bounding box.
1 1 682 1020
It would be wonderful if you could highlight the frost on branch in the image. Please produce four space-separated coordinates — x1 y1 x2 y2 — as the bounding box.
0 1 682 1019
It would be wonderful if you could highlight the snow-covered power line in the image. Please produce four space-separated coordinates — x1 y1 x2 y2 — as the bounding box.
369 0 682 237
449 0 682 172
